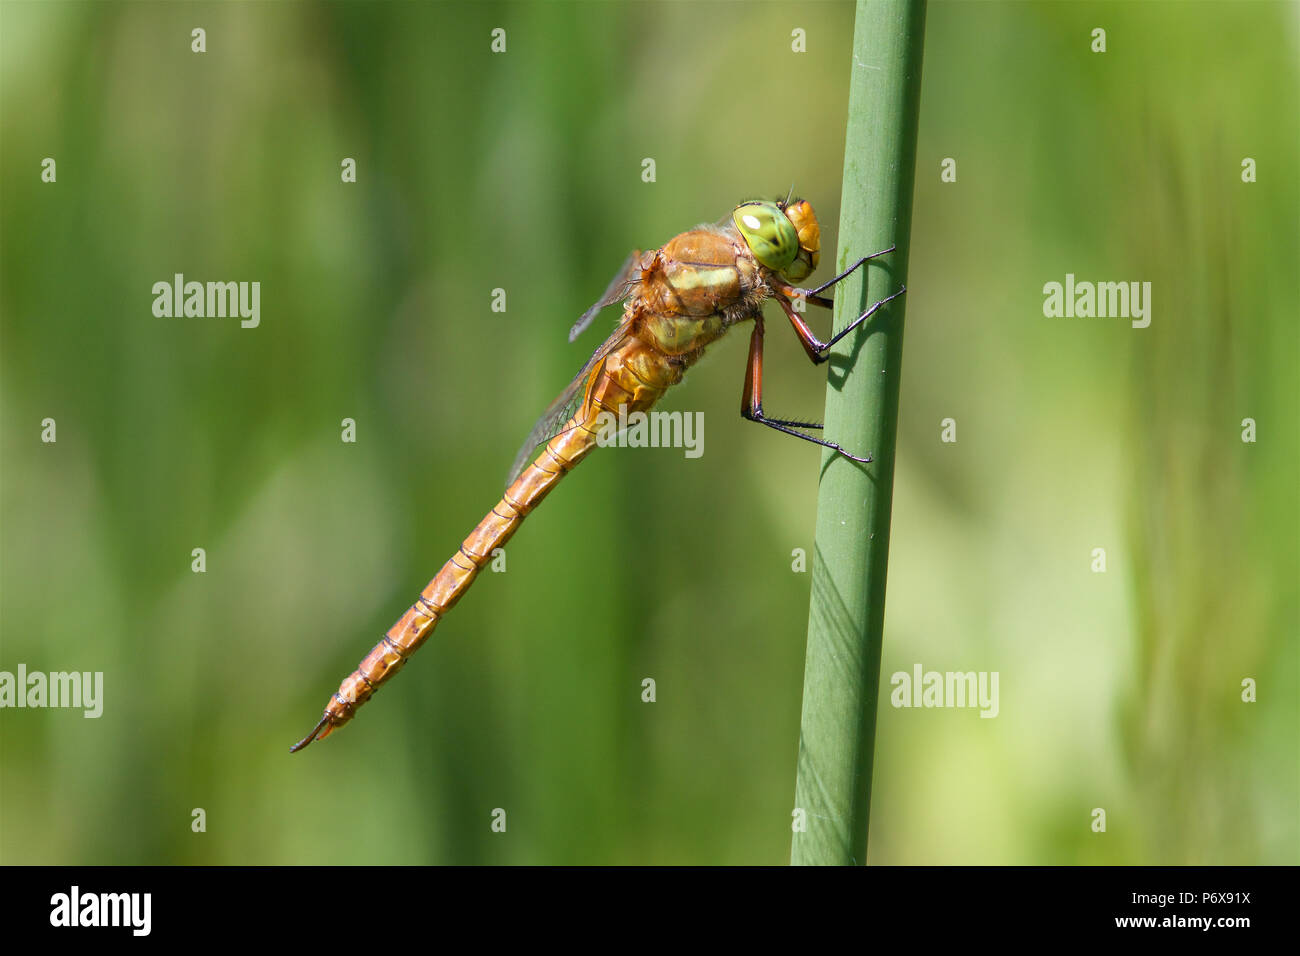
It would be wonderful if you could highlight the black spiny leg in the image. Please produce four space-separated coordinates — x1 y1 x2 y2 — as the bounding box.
795 243 897 302
770 244 905 365
740 317 871 464
774 286 907 366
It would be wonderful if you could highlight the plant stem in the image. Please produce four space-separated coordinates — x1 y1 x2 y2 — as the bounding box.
790 0 927 867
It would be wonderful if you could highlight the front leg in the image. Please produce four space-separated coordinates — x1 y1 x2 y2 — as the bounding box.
774 286 907 366
785 243 897 302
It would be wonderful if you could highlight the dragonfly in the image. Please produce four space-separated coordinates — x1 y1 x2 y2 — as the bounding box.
291 195 905 752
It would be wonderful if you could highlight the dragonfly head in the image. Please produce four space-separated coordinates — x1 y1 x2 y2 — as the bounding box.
780 198 821 282
733 198 820 283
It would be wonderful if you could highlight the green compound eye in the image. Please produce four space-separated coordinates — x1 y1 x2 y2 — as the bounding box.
733 201 799 273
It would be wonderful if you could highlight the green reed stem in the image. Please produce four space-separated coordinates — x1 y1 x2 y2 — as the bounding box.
790 0 927 866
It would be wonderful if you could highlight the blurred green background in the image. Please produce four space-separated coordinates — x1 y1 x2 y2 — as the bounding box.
1 1 1295 865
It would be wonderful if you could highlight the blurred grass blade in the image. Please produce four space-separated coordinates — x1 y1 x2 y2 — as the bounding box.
790 0 926 866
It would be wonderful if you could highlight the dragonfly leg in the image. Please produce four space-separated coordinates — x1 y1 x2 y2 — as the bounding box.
802 244 897 299
740 317 871 464
760 417 823 429
773 286 907 366
771 244 897 312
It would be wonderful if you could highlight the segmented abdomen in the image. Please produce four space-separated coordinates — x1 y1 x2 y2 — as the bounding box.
293 337 672 750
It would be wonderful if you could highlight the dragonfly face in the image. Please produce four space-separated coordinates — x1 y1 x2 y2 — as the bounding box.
732 199 821 283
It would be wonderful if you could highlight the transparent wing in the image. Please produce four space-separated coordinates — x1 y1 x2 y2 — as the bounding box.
568 250 642 342
506 318 635 487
